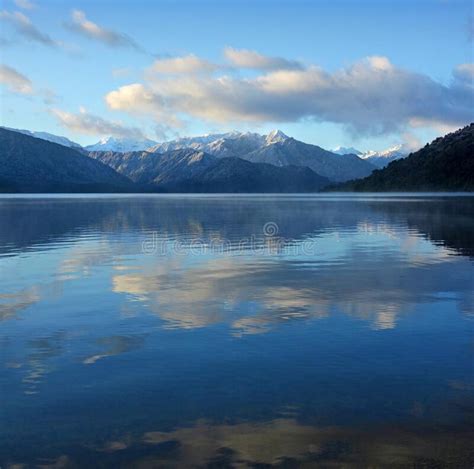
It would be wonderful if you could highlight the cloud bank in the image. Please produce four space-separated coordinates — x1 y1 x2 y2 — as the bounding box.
105 52 474 136
51 107 145 139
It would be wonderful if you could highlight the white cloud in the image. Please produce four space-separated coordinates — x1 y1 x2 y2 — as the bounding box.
149 54 218 74
0 10 56 46
106 83 184 128
224 47 303 70
105 55 474 135
14 0 36 10
66 10 141 50
0 64 33 94
51 107 146 139
106 83 162 114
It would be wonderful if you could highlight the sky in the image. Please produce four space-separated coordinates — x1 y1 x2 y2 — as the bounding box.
0 0 473 151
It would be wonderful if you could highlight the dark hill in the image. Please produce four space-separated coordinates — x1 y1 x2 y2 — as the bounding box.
336 124 474 192
0 128 133 192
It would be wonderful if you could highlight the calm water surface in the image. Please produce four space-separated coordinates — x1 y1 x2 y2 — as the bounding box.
1 194 473 467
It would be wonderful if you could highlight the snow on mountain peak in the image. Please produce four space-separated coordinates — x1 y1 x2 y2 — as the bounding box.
360 144 405 160
85 136 158 152
266 129 289 145
377 144 404 157
332 143 407 168
359 144 406 168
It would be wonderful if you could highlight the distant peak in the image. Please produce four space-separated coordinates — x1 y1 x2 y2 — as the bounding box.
332 146 362 156
361 144 405 159
379 144 403 156
85 135 158 152
98 135 151 143
266 129 289 144
99 136 115 144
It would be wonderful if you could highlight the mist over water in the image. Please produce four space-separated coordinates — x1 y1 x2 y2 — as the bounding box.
1 194 473 467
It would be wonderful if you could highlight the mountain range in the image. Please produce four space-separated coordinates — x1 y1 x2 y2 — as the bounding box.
0 128 330 193
3 125 404 170
0 124 471 193
84 136 158 152
241 136 374 182
88 147 330 192
93 129 375 183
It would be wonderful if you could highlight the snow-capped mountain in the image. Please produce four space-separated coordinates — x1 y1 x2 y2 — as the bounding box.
85 136 158 152
265 129 289 145
147 132 238 153
89 147 331 192
1 127 82 149
149 130 289 157
360 145 406 168
203 132 265 158
145 129 375 181
332 144 407 168
88 129 374 183
243 138 375 182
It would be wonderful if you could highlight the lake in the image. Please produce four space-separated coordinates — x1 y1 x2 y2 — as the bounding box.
1 194 473 467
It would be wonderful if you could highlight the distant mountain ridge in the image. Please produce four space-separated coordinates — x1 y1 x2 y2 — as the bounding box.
335 123 474 192
1 124 472 193
333 144 407 168
242 137 375 182
0 126 407 171
88 148 215 187
88 148 331 192
0 128 331 193
2 126 376 181
147 130 268 156
147 129 374 182
1 126 82 150
85 136 158 152
360 145 406 168
147 132 241 153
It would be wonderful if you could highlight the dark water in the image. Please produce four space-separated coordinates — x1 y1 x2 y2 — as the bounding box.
1 194 473 468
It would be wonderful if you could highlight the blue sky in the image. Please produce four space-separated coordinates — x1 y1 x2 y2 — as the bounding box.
1 0 473 150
